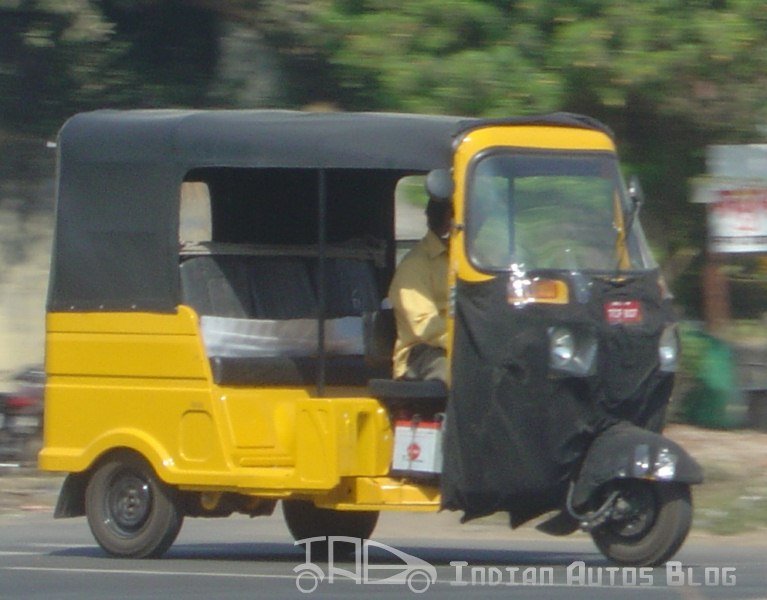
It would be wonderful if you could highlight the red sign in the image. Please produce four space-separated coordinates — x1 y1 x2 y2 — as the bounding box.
707 188 767 252
407 443 421 461
604 300 643 325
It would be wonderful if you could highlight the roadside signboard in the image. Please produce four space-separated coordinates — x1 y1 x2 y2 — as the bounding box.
692 145 767 253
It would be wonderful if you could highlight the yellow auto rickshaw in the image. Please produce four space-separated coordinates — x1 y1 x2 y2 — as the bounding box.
41 109 701 566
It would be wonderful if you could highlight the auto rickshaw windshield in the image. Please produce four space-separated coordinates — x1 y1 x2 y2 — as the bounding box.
466 150 657 273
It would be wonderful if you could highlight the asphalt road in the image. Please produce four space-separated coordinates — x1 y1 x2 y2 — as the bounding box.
1 509 765 599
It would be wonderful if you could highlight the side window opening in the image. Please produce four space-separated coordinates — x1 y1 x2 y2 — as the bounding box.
176 167 397 386
394 175 428 263
179 182 212 243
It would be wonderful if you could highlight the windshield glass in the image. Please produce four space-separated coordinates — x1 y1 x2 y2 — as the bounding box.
466 151 656 273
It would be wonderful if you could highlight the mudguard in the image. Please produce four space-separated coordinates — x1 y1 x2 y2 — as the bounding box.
570 421 703 509
53 472 88 518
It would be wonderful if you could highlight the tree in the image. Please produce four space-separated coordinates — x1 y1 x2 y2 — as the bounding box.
0 0 114 135
0 0 222 136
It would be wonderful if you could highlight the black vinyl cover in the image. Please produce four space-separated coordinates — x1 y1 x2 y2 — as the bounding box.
441 270 676 525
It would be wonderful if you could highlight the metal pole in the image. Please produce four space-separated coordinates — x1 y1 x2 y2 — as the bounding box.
317 169 327 397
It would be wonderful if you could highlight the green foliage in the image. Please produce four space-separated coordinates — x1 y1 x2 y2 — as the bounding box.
0 0 221 136
0 0 114 134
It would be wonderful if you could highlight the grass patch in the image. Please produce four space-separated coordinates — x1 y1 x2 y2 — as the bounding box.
693 459 767 535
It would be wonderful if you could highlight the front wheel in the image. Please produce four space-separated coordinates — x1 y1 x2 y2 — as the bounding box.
85 452 183 558
591 481 692 567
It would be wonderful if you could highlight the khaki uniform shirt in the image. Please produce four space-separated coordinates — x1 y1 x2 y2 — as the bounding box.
388 230 449 378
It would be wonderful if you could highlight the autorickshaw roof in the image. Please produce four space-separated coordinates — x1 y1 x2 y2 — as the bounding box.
49 109 611 313
57 109 610 169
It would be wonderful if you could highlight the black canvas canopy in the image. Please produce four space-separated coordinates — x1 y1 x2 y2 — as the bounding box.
48 109 610 312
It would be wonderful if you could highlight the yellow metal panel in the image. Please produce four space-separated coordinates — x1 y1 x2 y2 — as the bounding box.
179 411 216 462
295 401 338 488
45 307 208 380
41 376 224 474
349 406 393 476
46 306 199 334
458 125 615 153
313 477 441 511
47 332 208 379
42 308 220 477
217 387 303 451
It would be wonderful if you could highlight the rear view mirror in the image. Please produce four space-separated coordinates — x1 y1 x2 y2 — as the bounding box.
624 175 645 235
425 169 454 201
628 175 645 208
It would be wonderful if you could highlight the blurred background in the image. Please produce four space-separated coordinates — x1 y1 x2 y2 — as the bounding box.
2 0 767 428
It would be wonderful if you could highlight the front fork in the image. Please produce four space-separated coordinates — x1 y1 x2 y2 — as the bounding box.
565 480 620 532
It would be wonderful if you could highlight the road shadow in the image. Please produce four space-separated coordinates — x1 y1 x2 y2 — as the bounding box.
51 541 609 567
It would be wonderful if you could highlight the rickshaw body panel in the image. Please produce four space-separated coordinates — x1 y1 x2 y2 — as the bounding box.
42 305 396 498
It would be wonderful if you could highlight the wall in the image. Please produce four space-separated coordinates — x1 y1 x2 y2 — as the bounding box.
0 136 54 377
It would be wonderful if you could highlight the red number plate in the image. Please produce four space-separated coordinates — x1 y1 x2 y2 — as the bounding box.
604 300 643 325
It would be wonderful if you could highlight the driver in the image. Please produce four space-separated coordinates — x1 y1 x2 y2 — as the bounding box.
388 196 452 383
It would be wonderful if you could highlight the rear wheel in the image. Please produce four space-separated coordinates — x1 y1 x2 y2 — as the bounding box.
85 453 183 558
282 499 379 541
591 481 692 567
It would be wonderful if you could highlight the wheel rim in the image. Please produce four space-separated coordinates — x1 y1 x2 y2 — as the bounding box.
604 481 658 540
103 469 153 537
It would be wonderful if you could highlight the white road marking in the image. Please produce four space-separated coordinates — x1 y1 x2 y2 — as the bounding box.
1 566 678 591
1 566 296 580
28 543 93 549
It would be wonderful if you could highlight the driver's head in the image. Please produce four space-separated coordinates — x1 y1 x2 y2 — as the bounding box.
426 198 452 238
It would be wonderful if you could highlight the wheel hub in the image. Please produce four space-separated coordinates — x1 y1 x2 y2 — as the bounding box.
106 471 152 535
607 482 657 539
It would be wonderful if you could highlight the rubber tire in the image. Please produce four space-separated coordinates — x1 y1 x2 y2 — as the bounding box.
591 481 692 567
85 453 183 558
282 500 379 541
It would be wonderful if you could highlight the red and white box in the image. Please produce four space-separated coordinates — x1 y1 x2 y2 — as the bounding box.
392 417 444 474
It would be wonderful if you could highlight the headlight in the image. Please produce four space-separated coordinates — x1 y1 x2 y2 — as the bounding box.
654 447 677 480
548 326 597 377
549 327 575 368
658 325 679 372
632 444 651 477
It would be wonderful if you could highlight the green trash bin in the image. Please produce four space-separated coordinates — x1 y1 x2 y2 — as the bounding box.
679 329 747 429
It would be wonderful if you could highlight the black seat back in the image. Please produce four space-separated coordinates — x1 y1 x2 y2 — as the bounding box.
181 255 318 320
246 257 317 319
179 256 253 318
318 258 380 318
